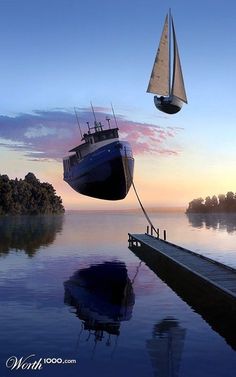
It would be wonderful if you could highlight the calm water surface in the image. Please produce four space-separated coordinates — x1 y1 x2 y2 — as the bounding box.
1 211 236 377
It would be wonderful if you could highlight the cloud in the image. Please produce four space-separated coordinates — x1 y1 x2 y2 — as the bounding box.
25 124 57 138
0 108 182 160
24 124 71 139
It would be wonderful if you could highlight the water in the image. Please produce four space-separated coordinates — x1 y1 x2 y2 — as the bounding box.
1 211 236 377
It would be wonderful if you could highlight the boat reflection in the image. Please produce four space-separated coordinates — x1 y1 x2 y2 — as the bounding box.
130 244 236 350
147 318 186 377
64 261 135 344
186 213 236 233
0 215 64 257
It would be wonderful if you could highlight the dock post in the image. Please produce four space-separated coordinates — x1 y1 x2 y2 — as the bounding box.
128 234 133 247
164 230 166 241
157 228 159 239
147 225 149 234
151 227 153 236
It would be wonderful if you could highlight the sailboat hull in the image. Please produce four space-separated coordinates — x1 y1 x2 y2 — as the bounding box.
64 141 134 201
154 96 183 114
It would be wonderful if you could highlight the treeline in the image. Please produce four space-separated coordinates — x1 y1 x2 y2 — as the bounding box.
186 192 236 213
0 173 65 215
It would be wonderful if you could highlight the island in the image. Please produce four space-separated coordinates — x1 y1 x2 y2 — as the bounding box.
186 192 236 213
0 173 64 215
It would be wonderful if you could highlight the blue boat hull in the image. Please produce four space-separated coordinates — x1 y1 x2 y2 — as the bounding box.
64 141 134 200
64 261 135 335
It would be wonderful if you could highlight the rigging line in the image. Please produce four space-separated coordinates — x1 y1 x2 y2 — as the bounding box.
124 148 158 236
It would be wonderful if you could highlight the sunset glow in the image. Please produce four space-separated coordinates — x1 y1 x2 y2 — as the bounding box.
1 0 236 210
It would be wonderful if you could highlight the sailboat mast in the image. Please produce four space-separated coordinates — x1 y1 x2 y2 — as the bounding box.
168 8 172 96
171 16 177 98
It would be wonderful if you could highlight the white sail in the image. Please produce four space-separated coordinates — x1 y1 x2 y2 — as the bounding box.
171 18 187 103
147 14 169 96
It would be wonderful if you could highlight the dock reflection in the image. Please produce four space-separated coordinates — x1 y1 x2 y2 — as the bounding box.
186 213 236 233
147 318 186 377
130 244 236 351
64 261 135 344
0 215 64 257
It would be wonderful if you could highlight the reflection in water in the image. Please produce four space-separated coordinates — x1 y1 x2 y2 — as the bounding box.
147 318 186 377
64 261 135 346
130 245 236 351
0 215 64 257
186 213 236 233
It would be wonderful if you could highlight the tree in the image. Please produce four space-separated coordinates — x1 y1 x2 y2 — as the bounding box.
0 173 64 215
205 196 213 210
211 195 218 208
186 191 236 213
186 198 205 213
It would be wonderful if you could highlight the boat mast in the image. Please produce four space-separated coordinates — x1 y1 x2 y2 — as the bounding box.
111 103 118 128
168 8 172 96
74 107 83 139
90 101 99 132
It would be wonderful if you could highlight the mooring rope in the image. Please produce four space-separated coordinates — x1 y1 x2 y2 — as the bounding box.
131 177 158 236
125 148 158 236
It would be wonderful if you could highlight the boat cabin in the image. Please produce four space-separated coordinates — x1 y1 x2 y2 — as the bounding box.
63 127 119 175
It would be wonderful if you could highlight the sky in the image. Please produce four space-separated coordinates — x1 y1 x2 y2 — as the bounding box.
0 0 236 210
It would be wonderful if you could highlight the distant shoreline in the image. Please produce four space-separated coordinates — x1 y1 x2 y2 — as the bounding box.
66 207 186 213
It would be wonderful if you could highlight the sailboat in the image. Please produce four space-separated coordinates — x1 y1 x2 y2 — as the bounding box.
147 10 187 114
146 318 186 377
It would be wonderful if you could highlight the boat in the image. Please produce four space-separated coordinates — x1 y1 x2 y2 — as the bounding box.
64 261 135 337
147 10 187 114
63 107 134 200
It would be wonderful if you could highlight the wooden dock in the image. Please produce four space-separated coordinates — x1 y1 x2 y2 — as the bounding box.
129 233 236 300
128 233 236 349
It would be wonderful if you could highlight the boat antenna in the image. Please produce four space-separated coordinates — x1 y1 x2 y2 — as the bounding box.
111 103 118 128
106 117 111 129
74 107 83 139
90 101 99 132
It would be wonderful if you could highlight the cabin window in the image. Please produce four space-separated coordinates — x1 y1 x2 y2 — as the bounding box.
93 130 117 143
